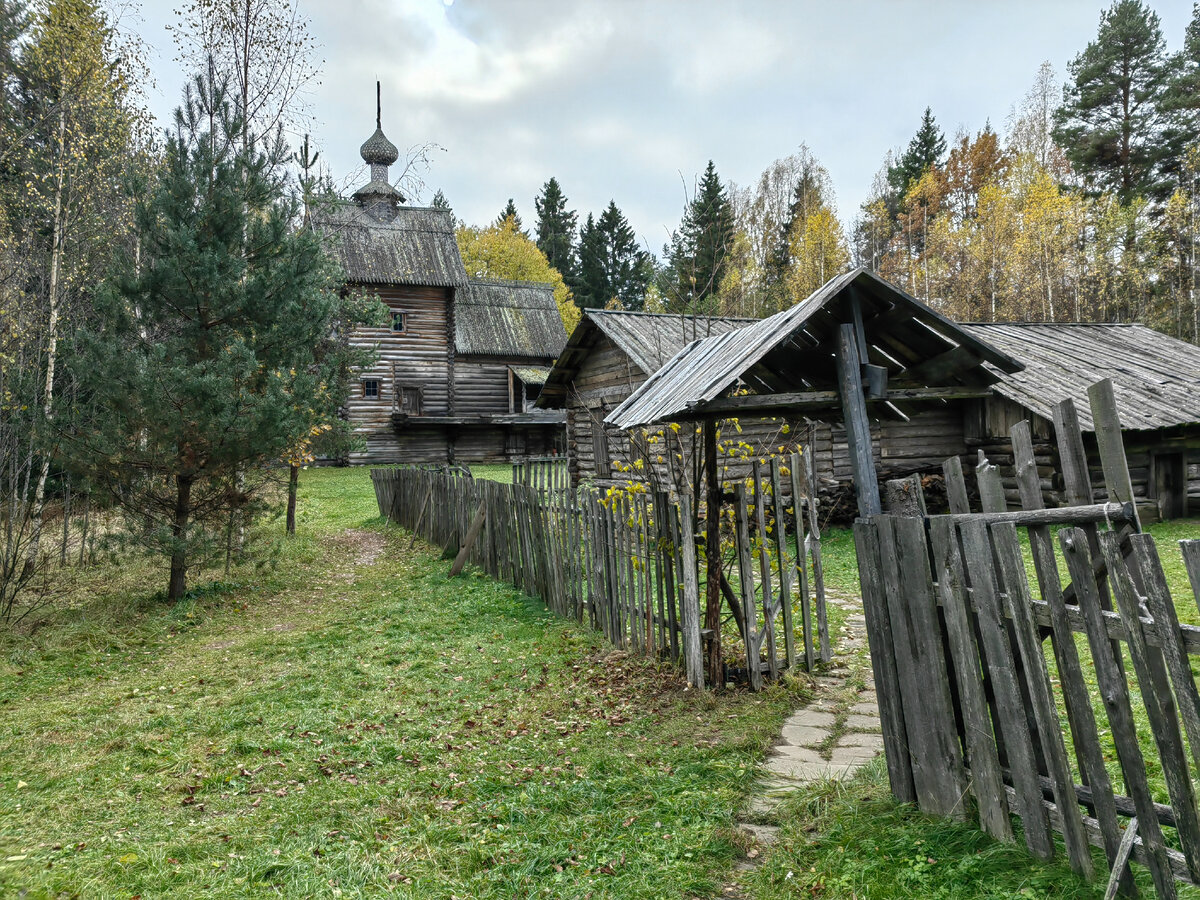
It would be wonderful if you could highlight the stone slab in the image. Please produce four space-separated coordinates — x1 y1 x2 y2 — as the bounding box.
739 822 781 845
779 723 829 747
787 709 835 728
844 714 882 731
838 732 884 750
829 746 878 767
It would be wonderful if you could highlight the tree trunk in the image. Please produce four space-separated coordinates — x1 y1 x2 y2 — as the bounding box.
702 420 723 688
169 473 194 602
286 464 298 535
24 108 68 578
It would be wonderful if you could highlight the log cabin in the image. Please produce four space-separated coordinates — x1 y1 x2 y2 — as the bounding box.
539 306 974 508
550 270 1200 521
317 107 568 465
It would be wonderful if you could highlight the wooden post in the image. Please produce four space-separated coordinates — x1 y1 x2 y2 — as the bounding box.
450 500 487 576
835 324 881 517
1088 378 1141 532
702 418 723 687
675 491 705 690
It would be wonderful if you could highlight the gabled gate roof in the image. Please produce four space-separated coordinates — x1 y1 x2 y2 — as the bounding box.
606 268 1022 429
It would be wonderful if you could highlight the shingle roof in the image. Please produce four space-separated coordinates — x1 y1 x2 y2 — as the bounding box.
961 322 1200 432
606 268 1022 429
538 309 755 408
316 201 468 288
455 280 567 359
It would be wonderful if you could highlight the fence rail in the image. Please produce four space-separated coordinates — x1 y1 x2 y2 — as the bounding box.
371 449 827 690
858 378 1200 897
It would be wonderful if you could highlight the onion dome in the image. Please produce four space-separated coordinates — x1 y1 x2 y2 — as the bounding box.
360 127 399 167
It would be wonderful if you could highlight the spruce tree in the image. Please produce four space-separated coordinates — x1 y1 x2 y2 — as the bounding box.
494 197 526 234
69 72 356 601
576 202 651 310
666 160 735 310
533 176 577 282
1053 0 1170 203
887 107 947 211
430 188 451 210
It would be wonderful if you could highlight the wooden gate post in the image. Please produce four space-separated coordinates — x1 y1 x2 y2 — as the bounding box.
835 323 881 518
675 491 705 690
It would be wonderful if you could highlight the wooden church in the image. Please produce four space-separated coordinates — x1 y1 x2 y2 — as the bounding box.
318 99 568 465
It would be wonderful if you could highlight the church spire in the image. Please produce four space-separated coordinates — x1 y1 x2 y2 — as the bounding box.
354 80 403 219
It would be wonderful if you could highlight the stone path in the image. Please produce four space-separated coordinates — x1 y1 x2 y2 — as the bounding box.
730 592 882 882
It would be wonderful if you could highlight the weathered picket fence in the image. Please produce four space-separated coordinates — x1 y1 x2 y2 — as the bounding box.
370 449 827 690
857 378 1200 897
512 456 569 495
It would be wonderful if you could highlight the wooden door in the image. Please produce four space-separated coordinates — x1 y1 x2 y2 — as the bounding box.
1154 451 1186 519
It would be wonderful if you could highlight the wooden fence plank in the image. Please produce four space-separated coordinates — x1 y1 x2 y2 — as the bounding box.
879 515 967 818
991 523 1094 878
734 482 763 692
853 519 916 803
927 517 1012 841
753 461 779 681
942 455 971 514
675 492 705 689
1061 527 1177 899
1182 542 1200 618
770 457 797 671
959 518 1053 858
1088 379 1141 533
1102 531 1200 884
1010 422 1128 889
790 453 815 672
1132 533 1200 778
800 447 829 663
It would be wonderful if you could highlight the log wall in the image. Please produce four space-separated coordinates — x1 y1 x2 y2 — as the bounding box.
347 285 452 464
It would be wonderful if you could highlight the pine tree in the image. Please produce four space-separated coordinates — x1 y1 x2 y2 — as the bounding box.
1053 0 1170 203
533 176 577 282
69 72 353 601
576 202 651 310
494 197 526 235
887 107 947 213
666 160 734 310
1162 4 1200 184
430 189 451 210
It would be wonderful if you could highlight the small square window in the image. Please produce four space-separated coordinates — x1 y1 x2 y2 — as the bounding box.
391 311 407 333
362 378 380 399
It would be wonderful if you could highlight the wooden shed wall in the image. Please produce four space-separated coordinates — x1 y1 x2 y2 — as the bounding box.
454 358 511 417
564 335 649 485
454 355 557 417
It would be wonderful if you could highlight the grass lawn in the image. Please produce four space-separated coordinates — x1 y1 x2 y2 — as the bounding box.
5 464 1199 899
0 467 800 899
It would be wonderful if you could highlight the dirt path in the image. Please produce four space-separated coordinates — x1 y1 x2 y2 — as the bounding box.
724 592 880 896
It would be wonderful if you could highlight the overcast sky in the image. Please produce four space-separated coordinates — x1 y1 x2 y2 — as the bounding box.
132 0 1194 257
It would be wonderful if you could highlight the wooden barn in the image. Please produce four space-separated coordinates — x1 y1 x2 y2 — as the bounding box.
540 301 992 510
957 322 1200 521
318 109 568 465
594 268 1200 521
539 309 762 484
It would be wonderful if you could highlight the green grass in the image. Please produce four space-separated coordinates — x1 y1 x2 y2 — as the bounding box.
468 463 514 484
746 761 1120 900
0 467 798 899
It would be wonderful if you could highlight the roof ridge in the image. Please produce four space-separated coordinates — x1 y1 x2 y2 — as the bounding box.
586 308 758 322
962 321 1141 327
465 278 557 290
